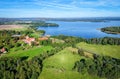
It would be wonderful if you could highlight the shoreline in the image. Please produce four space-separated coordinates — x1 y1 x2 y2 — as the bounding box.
102 31 120 35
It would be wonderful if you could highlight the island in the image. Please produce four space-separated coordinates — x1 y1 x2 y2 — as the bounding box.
100 26 120 34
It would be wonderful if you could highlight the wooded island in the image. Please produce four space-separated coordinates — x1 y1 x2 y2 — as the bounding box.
101 26 120 34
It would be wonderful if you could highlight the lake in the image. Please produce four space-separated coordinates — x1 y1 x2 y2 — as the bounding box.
38 21 120 38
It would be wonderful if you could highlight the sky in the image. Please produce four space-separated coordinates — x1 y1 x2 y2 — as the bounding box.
0 0 120 18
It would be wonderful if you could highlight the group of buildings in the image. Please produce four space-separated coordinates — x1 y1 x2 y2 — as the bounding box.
0 35 50 55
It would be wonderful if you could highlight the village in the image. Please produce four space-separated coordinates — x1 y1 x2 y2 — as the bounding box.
0 34 48 52
0 32 64 56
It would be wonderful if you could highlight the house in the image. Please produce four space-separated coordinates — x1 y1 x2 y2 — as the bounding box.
45 35 51 37
12 35 21 37
38 37 48 41
23 36 35 45
0 48 7 54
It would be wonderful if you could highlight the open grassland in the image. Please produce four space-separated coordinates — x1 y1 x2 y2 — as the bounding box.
39 47 104 79
77 42 120 59
3 46 53 59
43 47 80 70
0 25 28 31
40 68 104 79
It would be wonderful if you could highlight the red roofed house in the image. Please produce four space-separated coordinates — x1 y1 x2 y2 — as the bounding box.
0 47 7 54
39 37 48 41
23 36 35 46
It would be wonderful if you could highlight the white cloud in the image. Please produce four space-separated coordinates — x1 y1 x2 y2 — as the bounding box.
33 0 78 10
0 0 120 17
77 0 120 7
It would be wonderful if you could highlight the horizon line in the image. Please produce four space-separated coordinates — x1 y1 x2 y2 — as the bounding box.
0 16 120 19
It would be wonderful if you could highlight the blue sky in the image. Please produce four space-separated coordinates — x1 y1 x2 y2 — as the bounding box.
0 0 120 18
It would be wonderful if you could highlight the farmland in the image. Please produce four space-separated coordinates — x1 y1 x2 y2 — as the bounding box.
0 25 29 31
76 42 120 59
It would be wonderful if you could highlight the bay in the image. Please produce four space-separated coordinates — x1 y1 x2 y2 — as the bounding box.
38 21 120 38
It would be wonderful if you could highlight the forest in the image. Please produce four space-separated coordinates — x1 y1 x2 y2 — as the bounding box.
74 54 120 79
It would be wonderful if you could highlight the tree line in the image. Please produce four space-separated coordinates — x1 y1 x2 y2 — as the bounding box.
53 35 120 45
86 37 120 45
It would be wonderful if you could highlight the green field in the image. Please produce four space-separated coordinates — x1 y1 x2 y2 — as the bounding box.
39 47 104 79
77 42 120 59
3 46 53 59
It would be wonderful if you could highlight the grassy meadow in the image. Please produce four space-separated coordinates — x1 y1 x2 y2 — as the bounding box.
3 46 53 59
76 42 120 59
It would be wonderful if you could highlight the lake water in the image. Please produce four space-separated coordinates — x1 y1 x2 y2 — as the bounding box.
38 21 120 38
